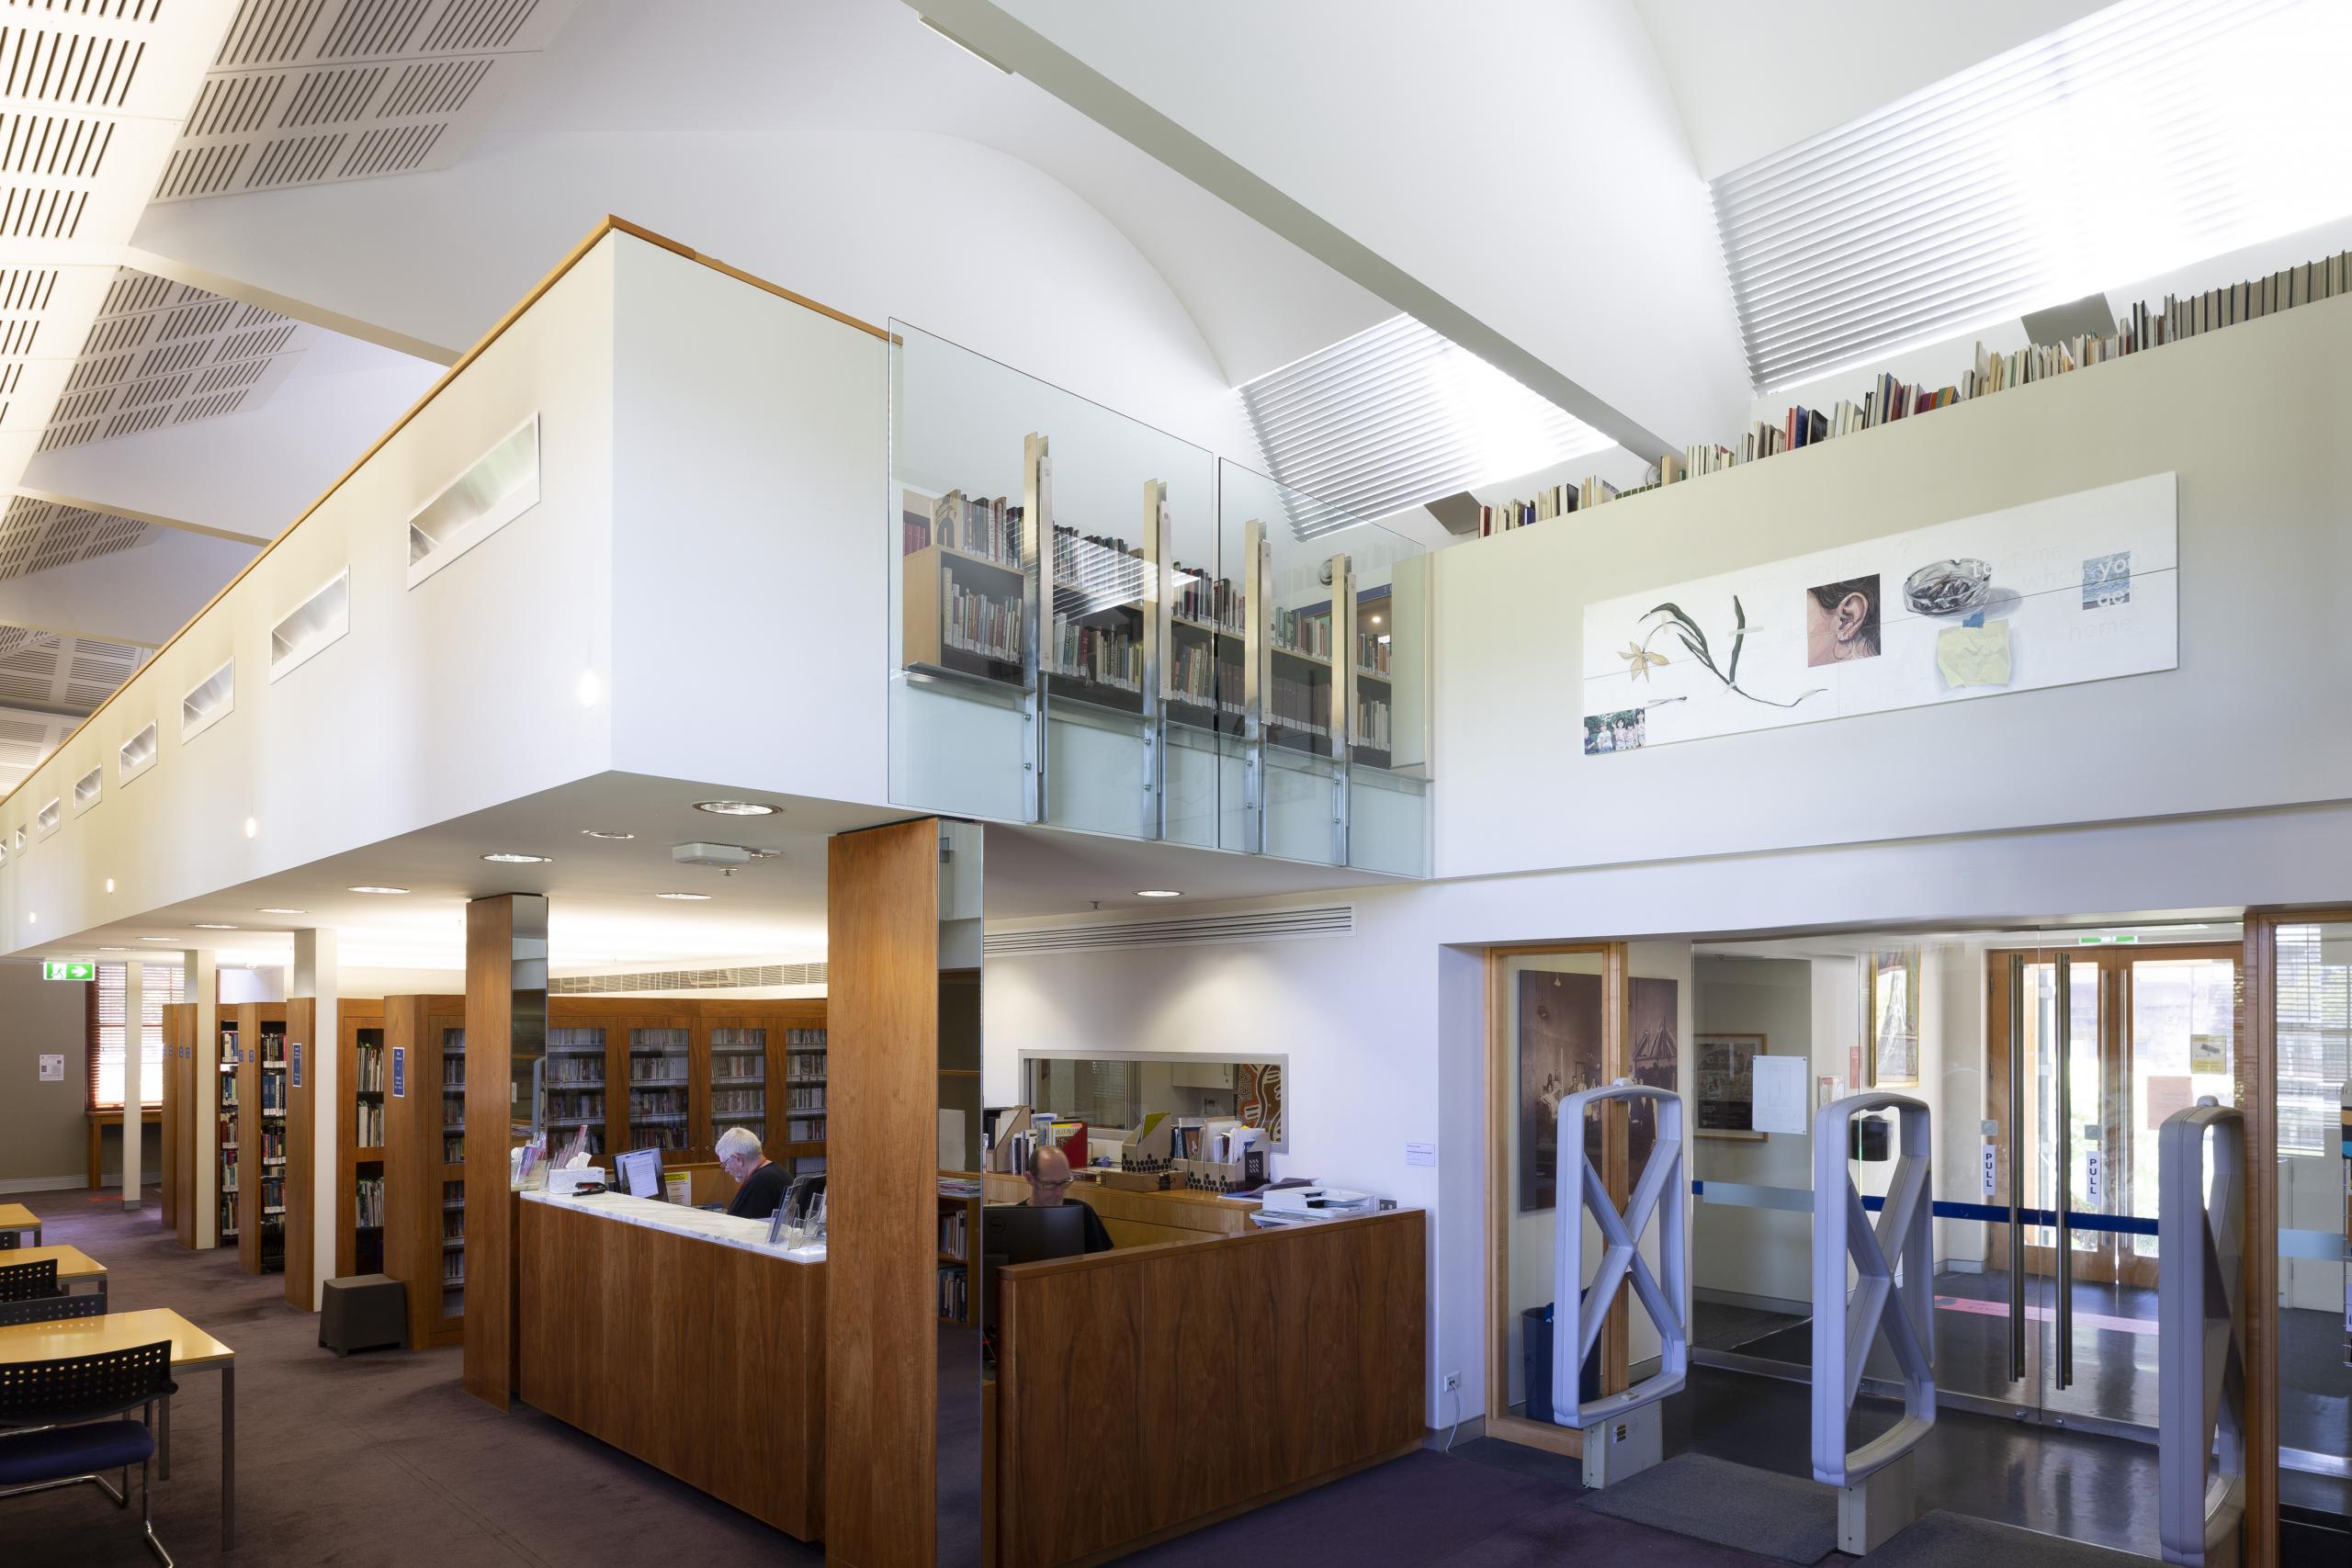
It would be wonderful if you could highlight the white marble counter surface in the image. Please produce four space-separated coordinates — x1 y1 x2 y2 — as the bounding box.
520 1188 826 1265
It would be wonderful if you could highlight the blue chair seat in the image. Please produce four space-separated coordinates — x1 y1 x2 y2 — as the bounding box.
0 1420 154 1486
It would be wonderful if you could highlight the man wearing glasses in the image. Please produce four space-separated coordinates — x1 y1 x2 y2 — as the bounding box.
1023 1144 1114 1253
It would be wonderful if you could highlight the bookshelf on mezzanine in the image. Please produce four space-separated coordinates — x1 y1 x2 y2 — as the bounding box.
230 1002 289 1277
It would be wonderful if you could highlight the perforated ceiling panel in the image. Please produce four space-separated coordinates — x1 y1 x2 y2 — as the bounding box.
0 624 148 725
156 0 582 201
0 700 71 794
37 266 307 450
0 494 158 580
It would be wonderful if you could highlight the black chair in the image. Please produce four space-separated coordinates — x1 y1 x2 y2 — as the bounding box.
0 1232 17 1249
0 1259 60 1303
0 1339 175 1566
0 1293 104 1328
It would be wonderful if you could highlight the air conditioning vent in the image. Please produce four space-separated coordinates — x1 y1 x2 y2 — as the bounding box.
984 905 1354 957
181 658 233 742
551 962 828 996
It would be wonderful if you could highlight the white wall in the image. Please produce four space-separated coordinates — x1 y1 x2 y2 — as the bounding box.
1431 292 2352 881
0 237 622 956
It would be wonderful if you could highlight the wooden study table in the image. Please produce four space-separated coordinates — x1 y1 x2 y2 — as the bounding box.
86 1107 163 1191
0 1307 236 1550
8 1244 107 1307
0 1201 40 1247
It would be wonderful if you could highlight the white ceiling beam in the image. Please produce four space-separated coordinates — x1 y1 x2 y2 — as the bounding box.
0 617 161 652
118 246 462 367
11 488 272 548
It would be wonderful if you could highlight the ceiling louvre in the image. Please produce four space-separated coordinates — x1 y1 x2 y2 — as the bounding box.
551 962 830 996
155 0 580 203
1713 0 2352 389
984 904 1355 957
33 265 307 451
0 493 159 580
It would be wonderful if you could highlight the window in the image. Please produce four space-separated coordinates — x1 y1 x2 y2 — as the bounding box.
2276 922 2350 1158
89 963 185 1111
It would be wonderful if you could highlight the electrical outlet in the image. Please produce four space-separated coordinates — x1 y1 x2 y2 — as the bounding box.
1442 1371 1462 1393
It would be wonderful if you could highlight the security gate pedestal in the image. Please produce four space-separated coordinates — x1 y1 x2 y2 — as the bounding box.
1581 1399 1662 1488
1837 1450 1915 1556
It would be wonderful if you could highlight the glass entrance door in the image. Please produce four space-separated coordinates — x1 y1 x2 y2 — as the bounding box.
1984 939 2239 1437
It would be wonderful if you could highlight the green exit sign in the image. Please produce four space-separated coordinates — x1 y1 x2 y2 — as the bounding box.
40 961 94 981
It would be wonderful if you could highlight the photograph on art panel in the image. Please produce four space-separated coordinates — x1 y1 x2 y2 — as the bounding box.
1804 573 1883 667
1517 968 1604 1213
1870 948 1922 1088
1627 976 1679 1185
1695 1032 1767 1139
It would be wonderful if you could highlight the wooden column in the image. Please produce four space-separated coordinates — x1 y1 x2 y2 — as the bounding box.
827 818 943 1568
284 997 316 1309
2240 916 2280 1568
463 894 548 1410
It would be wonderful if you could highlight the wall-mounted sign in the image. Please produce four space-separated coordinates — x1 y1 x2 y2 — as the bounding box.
38 1053 63 1081
390 1044 406 1099
291 1042 303 1090
40 961 93 981
1581 473 2177 753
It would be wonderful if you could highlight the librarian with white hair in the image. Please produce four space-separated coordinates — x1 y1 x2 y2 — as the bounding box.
716 1127 790 1221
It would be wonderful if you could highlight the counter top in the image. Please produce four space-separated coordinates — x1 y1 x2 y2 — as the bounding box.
518 1188 826 1264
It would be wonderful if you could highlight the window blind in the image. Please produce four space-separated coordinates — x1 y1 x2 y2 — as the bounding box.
1711 0 2352 389
89 963 185 1110
2274 923 2350 1159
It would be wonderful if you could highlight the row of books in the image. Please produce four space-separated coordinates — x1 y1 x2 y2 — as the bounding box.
924 489 1024 566
938 1264 969 1322
548 1089 603 1121
219 1193 238 1237
942 574 1024 662
713 1087 764 1115
1171 566 1243 630
444 1209 466 1243
787 1085 827 1111
258 1173 285 1212
1507 245 2352 525
939 1207 968 1262
259 1033 287 1066
547 1029 602 1056
217 1117 237 1152
444 1055 465 1089
1168 643 1245 716
628 1055 689 1084
442 1252 465 1286
356 1100 385 1145
1051 525 1145 594
712 1051 764 1082
354 1044 385 1093
354 1176 385 1228
626 1089 687 1118
444 1134 468 1161
711 1026 764 1048
220 1146 239 1190
786 1051 827 1081
1358 632 1392 675
1048 617 1142 691
546 1055 603 1086
1270 606 1331 660
1476 475 1623 537
631 1125 687 1151
258 1126 286 1160
786 1115 826 1142
1356 696 1393 751
219 1030 241 1066
1268 672 1331 739
257 1074 287 1111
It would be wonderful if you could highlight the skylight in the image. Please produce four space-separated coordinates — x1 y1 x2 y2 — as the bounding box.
1713 0 2352 389
1238 315 1612 523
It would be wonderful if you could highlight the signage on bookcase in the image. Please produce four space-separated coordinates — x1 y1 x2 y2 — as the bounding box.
291 1042 303 1090
391 1045 406 1099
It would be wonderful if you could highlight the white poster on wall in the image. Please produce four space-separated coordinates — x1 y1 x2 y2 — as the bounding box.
1580 472 2177 752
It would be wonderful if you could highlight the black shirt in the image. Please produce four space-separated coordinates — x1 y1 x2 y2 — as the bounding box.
1030 1199 1114 1254
726 1161 791 1221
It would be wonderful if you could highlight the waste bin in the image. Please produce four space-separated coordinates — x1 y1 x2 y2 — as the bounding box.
1521 1294 1601 1424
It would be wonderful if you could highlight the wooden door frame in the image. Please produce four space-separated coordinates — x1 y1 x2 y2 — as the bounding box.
1482 941 1630 1458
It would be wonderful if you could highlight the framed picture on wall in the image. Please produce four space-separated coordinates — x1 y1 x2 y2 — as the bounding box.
1695 1032 1767 1140
1870 949 1922 1088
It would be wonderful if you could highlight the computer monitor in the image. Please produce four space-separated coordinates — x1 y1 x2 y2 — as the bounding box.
979 1202 1088 1343
615 1146 663 1200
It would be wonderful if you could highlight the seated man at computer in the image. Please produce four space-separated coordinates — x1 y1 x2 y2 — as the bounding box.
1024 1145 1113 1253
716 1127 790 1221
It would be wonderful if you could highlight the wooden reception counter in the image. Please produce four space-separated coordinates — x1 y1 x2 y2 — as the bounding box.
990 1205 1426 1567
515 1190 827 1540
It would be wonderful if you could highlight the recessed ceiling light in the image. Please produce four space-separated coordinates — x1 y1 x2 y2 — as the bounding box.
140 936 175 942
348 886 410 896
653 891 712 901
693 800 778 817
581 829 635 840
256 908 306 915
1136 889 1182 898
481 852 551 864
193 923 238 931
100 945 130 952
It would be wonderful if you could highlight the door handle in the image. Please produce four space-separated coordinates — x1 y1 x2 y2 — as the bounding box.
2053 952 2074 1391
2007 953 2026 1385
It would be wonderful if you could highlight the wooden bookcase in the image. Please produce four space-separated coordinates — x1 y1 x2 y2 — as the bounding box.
696 998 828 1168
384 993 468 1349
232 1002 288 1276
336 1000 388 1280
284 998 316 1306
901 540 1030 687
937 1181 978 1326
159 1001 184 1243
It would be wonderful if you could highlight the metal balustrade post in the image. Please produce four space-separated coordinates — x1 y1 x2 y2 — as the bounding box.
1551 1080 1688 1487
1813 1092 1934 1554
2158 1100 2245 1568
